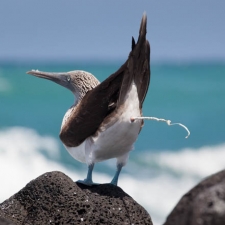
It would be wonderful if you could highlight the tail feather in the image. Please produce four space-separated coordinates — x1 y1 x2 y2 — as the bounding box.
118 13 150 108
139 12 147 42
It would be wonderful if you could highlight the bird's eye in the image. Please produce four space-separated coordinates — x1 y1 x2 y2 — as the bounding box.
67 76 71 82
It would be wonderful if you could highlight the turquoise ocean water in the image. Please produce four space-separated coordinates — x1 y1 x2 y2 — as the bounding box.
1 61 225 224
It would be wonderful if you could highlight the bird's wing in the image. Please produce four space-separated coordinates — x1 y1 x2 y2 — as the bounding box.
60 14 150 147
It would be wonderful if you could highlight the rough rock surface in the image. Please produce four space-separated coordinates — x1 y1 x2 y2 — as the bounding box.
164 170 225 225
0 171 152 225
0 217 17 225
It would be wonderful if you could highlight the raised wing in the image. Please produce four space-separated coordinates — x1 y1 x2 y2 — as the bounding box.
60 14 151 147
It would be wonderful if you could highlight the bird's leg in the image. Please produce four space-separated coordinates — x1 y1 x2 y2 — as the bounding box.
77 163 98 186
111 163 123 186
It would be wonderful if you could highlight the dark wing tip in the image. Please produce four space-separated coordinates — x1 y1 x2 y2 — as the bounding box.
132 36 136 50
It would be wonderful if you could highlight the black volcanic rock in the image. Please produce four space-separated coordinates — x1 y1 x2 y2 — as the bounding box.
0 217 17 225
0 171 152 225
164 170 225 225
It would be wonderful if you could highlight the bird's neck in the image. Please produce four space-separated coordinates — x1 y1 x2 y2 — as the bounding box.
74 91 85 104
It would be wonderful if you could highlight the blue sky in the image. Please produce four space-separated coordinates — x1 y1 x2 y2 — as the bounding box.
0 1 224 63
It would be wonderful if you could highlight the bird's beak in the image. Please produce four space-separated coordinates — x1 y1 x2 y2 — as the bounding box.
27 70 71 90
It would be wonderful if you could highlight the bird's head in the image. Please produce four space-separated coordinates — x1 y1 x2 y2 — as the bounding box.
27 70 100 101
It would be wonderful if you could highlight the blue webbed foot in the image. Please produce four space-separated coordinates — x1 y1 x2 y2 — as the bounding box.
76 163 98 186
110 163 123 186
76 179 99 186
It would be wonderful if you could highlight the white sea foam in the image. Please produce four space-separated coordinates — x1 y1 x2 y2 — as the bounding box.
135 144 225 178
153 145 225 177
0 126 224 225
0 74 11 92
0 127 63 197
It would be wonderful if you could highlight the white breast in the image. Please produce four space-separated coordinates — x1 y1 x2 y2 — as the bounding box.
64 83 142 165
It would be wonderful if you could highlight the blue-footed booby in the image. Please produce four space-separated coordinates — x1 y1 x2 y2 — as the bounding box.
27 14 150 186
